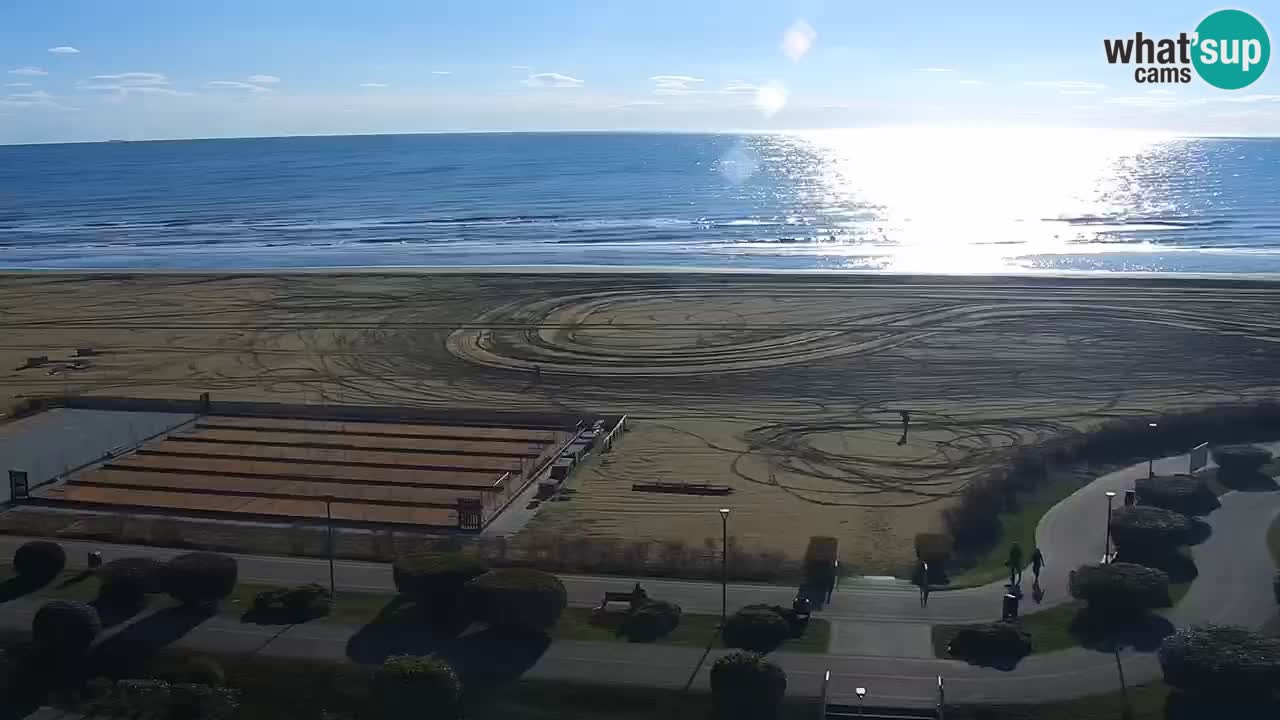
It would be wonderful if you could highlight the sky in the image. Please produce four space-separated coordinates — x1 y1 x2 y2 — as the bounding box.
1 1 1278 143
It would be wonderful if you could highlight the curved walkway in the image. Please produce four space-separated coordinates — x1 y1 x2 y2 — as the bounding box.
1 445 1277 708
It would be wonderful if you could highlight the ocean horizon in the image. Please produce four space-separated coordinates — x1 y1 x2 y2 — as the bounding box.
4 128 1280 275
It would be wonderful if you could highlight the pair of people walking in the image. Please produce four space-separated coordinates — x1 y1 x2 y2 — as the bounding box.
1007 543 1046 588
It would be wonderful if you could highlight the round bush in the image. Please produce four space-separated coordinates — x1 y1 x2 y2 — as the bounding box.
466 568 566 632
1159 624 1280 699
1109 506 1195 559
1212 445 1272 476
723 605 791 653
252 583 332 621
947 622 1032 662
32 600 101 657
392 553 489 604
370 654 462 720
162 655 226 687
97 557 167 603
13 541 66 583
1068 562 1171 614
622 600 682 643
165 552 238 606
709 651 786 720
1135 475 1219 516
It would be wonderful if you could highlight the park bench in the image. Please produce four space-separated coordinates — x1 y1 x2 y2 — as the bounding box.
598 585 647 611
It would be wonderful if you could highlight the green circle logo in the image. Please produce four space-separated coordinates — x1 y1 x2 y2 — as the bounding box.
1193 9 1270 89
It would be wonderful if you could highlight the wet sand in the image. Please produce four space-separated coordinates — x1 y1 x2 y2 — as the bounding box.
3 272 1280 572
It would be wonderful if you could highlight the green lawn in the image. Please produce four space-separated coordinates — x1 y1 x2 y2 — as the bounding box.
946 468 1098 589
553 606 829 653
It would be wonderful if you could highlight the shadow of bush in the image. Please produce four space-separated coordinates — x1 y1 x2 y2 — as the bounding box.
89 606 214 677
344 595 471 665
1217 470 1278 492
90 593 147 629
0 575 52 604
439 625 550 696
1069 607 1175 653
1164 690 1279 719
1115 549 1199 586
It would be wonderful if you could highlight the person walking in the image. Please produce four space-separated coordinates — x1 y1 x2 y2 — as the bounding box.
919 561 930 608
1030 547 1045 582
1007 542 1024 587
897 410 911 445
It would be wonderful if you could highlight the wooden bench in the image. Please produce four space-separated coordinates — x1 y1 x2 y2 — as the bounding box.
598 586 647 611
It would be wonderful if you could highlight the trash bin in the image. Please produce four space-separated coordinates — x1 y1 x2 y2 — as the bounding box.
1124 489 1136 507
88 551 103 569
1001 593 1019 620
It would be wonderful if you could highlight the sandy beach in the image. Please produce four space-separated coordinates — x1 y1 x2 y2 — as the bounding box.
3 271 1279 572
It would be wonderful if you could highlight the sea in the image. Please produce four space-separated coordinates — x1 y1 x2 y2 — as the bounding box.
3 129 1280 274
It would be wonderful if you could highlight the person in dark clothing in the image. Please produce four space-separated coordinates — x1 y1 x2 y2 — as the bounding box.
1030 548 1045 581
1007 542 1024 586
919 560 930 607
898 410 911 445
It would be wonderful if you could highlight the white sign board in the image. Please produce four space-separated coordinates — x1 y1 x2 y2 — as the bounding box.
1189 443 1210 474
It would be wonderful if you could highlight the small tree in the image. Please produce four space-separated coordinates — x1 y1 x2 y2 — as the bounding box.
621 600 682 643
251 583 332 622
1135 475 1219 516
392 552 489 608
370 654 462 720
466 568 566 633
1068 562 1171 615
723 605 791 653
1108 506 1195 561
709 651 786 720
913 533 952 582
165 552 238 607
13 540 66 583
32 600 101 658
97 557 166 604
1159 625 1280 699
947 622 1032 663
1212 445 1273 479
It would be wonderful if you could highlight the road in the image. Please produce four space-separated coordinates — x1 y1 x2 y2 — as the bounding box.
2 448 1278 708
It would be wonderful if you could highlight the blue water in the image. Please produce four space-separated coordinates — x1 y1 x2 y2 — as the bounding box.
3 130 1280 274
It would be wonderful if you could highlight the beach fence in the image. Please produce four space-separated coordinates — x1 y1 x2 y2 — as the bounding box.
1189 442 1210 474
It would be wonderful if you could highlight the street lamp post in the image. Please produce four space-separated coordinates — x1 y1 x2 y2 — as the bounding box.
1104 491 1117 564
719 508 730 627
324 495 336 597
855 687 866 717
1147 422 1159 479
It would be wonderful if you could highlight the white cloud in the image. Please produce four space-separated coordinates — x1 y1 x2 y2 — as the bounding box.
916 67 954 72
79 73 190 97
651 75 704 95
1 89 76 111
8 67 48 77
86 72 168 86
1146 88 1176 96
720 81 758 95
4 82 32 88
48 46 80 55
1106 93 1280 111
206 80 272 93
1024 80 1107 95
780 20 816 62
613 100 663 109
523 72 583 88
958 79 984 85
431 70 452 76
247 74 281 84
360 82 390 88
511 65 531 70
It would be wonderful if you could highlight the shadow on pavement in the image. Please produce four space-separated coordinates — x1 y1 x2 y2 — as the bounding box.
1070 608 1175 653
89 605 214 677
57 570 94 589
91 593 148 628
1164 691 1279 719
1217 471 1278 492
440 626 550 692
345 595 470 665
0 575 52 603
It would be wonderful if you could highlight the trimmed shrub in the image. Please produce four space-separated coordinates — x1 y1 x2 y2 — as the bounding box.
947 622 1032 662
466 568 566 632
1213 444 1273 477
723 604 791 653
621 600 682 643
1135 475 1219 516
251 583 332 622
709 651 786 720
1159 624 1280 699
1108 506 1195 560
802 536 838 590
370 654 462 720
914 533 952 582
97 557 166 603
392 552 489 606
155 655 226 687
32 600 101 657
13 540 66 583
165 552 237 607
1068 562 1171 614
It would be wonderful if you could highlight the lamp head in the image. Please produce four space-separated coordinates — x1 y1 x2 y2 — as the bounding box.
856 687 866 699
1105 491 1117 498
719 508 730 516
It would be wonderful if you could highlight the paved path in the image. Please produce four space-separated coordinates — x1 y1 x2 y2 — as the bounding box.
2 446 1278 708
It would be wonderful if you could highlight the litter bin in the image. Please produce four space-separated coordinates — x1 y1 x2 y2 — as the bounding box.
88 551 103 569
1001 593 1019 621
1124 489 1136 507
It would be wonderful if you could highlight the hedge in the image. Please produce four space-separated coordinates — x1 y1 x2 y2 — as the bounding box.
466 568 566 632
621 600 682 643
1134 475 1219 516
1159 624 1280 699
251 583 332 622
802 536 838 589
370 654 462 720
165 552 238 607
97 557 167 603
1068 562 1171 614
723 605 791 653
392 552 489 606
32 600 101 657
1212 444 1273 478
13 540 66 583
946 622 1032 662
1108 505 1195 559
709 651 787 720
